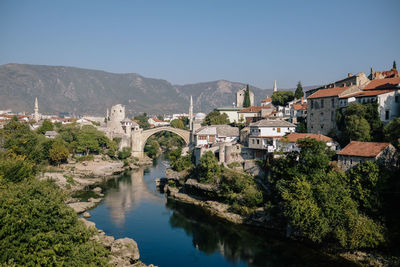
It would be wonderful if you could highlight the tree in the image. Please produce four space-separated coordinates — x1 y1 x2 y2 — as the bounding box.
197 151 221 184
270 138 385 249
243 84 251 108
203 110 229 126
133 113 150 129
294 81 304 99
117 147 131 160
271 91 295 106
393 60 397 70
37 119 54 135
49 142 69 165
170 119 186 129
345 115 371 142
0 179 109 265
0 155 34 183
384 117 400 149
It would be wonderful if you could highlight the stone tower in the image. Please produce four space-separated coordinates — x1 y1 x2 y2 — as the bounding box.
189 95 193 131
273 80 277 92
34 97 40 122
236 88 254 108
107 104 125 134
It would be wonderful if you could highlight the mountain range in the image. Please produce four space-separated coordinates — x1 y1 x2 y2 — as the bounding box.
0 63 316 116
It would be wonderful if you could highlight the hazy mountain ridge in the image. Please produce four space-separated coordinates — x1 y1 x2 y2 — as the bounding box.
0 63 314 116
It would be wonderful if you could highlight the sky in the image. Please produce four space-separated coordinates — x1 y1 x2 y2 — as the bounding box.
1 0 399 89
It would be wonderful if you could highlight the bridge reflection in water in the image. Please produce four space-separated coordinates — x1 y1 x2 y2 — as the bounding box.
103 166 164 227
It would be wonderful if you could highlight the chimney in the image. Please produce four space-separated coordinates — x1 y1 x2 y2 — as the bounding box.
348 73 353 77
301 97 303 104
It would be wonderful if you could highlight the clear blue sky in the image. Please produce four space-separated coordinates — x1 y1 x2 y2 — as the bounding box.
1 0 399 89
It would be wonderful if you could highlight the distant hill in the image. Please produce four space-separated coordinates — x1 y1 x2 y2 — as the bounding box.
0 63 317 116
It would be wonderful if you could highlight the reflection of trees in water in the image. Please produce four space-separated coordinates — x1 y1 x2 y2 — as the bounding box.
166 200 357 267
104 168 162 227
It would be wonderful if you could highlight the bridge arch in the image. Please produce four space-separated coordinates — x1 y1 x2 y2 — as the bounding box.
131 126 191 158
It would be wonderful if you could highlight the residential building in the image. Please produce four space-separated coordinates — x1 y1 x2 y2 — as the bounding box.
248 119 296 152
148 117 169 127
290 101 307 123
338 141 397 171
277 132 339 153
215 107 243 123
238 106 263 124
307 86 361 135
44 131 58 139
194 125 239 147
261 97 272 107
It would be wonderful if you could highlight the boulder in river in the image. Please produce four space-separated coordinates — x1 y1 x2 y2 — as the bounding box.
110 238 140 265
83 212 91 218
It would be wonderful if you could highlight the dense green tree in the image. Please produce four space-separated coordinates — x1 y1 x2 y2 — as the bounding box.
0 179 109 265
117 147 131 160
197 151 221 184
271 91 295 106
170 119 186 129
384 117 400 149
203 110 229 126
144 139 160 159
270 138 385 249
294 81 304 99
49 142 69 165
393 60 397 70
37 119 54 135
345 115 371 142
134 113 150 129
243 84 251 108
0 155 34 183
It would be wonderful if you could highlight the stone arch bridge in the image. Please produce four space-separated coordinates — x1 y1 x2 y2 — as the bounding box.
131 126 191 158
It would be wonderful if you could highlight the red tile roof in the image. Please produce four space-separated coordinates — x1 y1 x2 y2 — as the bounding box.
292 103 307 110
338 141 391 157
339 89 395 99
151 117 163 122
261 97 272 102
238 106 263 113
363 77 400 90
308 87 350 99
282 133 332 143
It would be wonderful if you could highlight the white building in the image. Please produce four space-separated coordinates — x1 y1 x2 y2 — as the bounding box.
277 132 339 153
215 107 243 123
148 117 170 127
194 125 239 147
248 119 296 152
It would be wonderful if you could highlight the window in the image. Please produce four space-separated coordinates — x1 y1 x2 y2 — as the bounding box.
396 95 399 103
320 112 324 121
331 98 334 108
252 139 255 144
310 113 314 122
277 128 281 133
257 139 260 144
331 111 334 121
350 159 353 165
385 110 390 120
198 136 207 140
321 99 324 108
311 100 314 109
321 124 324 129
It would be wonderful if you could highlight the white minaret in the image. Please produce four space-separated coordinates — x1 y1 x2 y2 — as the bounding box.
273 80 277 92
189 95 193 131
34 97 40 122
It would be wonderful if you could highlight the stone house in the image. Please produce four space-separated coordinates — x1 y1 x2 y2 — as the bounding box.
237 106 263 124
277 132 339 153
338 141 397 171
248 119 296 152
307 85 361 135
194 125 239 147
44 131 58 139
261 97 272 106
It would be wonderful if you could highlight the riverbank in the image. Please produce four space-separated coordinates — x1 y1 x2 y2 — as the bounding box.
39 155 156 267
158 174 393 266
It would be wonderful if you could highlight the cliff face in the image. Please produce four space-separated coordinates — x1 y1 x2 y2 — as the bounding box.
0 63 273 116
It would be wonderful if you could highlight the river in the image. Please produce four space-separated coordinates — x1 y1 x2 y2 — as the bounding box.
88 155 356 267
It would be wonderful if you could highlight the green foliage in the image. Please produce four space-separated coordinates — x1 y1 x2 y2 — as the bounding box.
37 119 54 135
294 81 304 99
384 117 400 149
393 60 397 70
0 179 109 265
91 121 100 126
197 151 221 184
345 115 371 142
49 142 69 165
243 84 251 108
134 113 150 129
346 161 390 216
172 154 194 172
144 139 160 159
0 155 34 183
170 119 186 129
270 138 385 249
203 110 229 126
296 117 307 133
117 147 131 160
271 91 294 106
